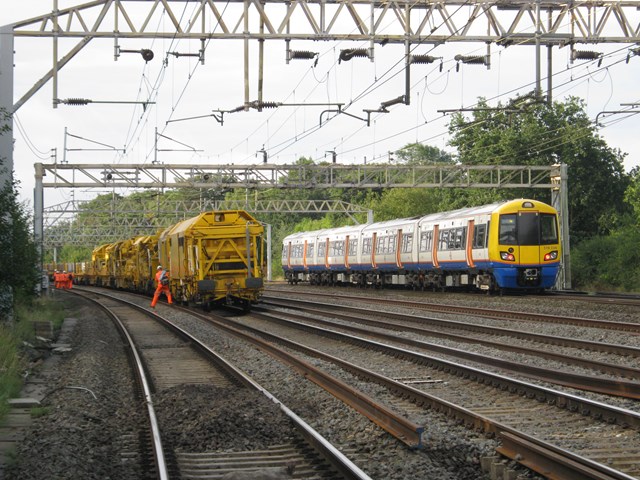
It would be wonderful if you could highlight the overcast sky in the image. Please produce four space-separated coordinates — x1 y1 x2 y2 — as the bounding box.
3 1 640 209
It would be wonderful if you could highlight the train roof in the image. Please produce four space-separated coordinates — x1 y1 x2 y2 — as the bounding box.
282 199 555 241
160 210 261 238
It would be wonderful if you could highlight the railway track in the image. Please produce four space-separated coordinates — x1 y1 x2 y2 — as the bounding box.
228 295 640 479
60 286 640 479
266 287 640 333
260 297 640 398
73 288 371 480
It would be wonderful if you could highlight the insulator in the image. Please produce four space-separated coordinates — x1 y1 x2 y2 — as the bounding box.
64 98 91 106
257 102 279 109
454 54 487 65
380 96 405 109
290 50 317 60
411 55 438 65
339 48 368 63
571 50 602 61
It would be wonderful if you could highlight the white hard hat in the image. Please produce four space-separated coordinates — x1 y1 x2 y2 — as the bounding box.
157 265 162 269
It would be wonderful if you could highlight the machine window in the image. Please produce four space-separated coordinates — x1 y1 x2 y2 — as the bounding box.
348 239 358 256
540 214 559 245
473 224 487 248
499 214 517 245
401 233 413 253
362 237 372 254
518 212 540 245
330 240 345 256
419 231 433 252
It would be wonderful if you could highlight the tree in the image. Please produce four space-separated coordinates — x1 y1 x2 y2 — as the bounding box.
0 108 39 321
448 96 629 243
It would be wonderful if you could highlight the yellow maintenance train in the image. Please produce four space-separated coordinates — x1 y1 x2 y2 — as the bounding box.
67 210 265 310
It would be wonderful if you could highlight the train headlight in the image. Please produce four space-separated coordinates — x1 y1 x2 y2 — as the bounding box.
500 251 516 262
544 250 558 261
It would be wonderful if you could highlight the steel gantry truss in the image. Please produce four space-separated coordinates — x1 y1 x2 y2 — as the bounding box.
12 0 640 45
35 162 557 189
42 197 373 247
7 0 640 114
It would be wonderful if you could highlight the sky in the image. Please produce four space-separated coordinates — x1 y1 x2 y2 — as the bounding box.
3 1 640 211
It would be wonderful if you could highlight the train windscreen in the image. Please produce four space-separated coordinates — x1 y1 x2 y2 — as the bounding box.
499 212 558 246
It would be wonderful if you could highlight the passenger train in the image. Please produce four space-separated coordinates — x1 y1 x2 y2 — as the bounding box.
66 210 265 310
282 199 561 293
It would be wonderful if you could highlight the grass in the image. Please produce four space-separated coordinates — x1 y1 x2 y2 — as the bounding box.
30 406 50 418
0 297 65 422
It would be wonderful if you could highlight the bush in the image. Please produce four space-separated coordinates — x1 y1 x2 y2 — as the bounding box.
571 227 640 292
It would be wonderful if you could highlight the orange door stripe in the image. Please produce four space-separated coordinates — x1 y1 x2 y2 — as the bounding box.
432 225 440 268
396 230 403 268
466 220 475 268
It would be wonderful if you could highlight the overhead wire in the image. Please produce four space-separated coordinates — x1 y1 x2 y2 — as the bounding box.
14 114 51 160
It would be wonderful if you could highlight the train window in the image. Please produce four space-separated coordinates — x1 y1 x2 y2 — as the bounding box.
348 240 358 256
439 230 450 250
318 242 326 257
540 214 559 245
282 245 288 257
473 224 487 248
517 212 540 245
401 233 413 253
362 237 372 254
388 236 396 254
454 227 466 249
419 231 433 252
376 236 386 254
499 215 517 245
307 244 314 259
330 241 345 256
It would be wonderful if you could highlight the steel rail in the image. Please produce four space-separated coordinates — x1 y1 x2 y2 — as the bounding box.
213 311 640 480
75 288 373 480
70 290 169 480
255 307 640 399
266 289 640 332
186 309 425 449
263 297 640 358
237 310 640 429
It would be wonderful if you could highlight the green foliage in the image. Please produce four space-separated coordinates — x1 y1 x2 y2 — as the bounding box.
30 406 50 418
0 323 23 419
448 96 629 243
571 226 640 292
0 112 40 318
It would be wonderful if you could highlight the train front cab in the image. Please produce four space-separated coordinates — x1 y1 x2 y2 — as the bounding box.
488 200 561 291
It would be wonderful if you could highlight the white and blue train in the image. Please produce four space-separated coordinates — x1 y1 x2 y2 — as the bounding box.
282 199 561 292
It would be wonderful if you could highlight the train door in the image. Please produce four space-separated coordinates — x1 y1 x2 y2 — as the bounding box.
465 220 475 268
432 225 440 269
516 211 542 265
498 211 540 265
301 240 307 269
345 236 350 269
